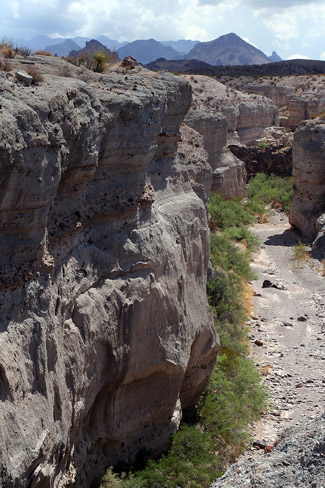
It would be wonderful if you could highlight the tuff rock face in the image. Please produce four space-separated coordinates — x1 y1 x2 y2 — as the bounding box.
187 75 278 144
183 75 277 198
183 74 278 199
0 57 218 487
244 77 325 130
289 119 325 244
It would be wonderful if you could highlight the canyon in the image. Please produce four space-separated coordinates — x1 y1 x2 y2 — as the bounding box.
0 51 324 487
0 56 220 487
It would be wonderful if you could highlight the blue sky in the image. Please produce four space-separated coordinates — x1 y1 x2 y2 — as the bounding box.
2 0 325 60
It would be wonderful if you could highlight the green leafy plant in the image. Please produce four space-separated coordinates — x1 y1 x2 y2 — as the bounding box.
246 173 293 213
257 141 267 150
93 50 110 72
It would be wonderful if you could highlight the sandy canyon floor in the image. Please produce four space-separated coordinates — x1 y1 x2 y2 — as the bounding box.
248 210 325 445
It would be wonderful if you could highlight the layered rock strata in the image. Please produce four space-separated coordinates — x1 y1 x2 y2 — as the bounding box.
244 77 325 129
182 75 278 198
187 75 278 143
0 57 218 487
289 119 325 245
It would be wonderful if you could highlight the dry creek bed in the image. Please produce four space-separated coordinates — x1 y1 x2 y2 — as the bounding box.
210 209 325 488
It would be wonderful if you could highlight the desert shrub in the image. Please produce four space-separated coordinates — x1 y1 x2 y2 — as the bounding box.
223 226 260 251
15 45 32 57
201 354 268 454
130 426 222 488
257 141 267 150
93 50 108 72
210 234 256 281
292 242 309 268
25 67 44 84
209 194 254 230
35 50 52 56
0 37 15 58
99 468 122 488
246 173 293 213
0 58 12 72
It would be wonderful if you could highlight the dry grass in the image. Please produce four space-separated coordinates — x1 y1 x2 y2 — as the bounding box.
25 67 44 84
35 50 52 56
0 58 12 72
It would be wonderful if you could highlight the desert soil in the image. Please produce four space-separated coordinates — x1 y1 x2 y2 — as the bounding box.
247 209 325 446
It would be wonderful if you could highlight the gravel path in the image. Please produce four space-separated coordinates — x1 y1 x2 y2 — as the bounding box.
248 210 325 444
211 209 325 487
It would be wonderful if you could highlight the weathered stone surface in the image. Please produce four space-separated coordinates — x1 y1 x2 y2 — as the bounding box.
212 150 247 199
187 75 278 143
0 57 218 487
211 414 325 488
244 77 325 129
289 119 325 242
15 69 33 86
184 76 249 198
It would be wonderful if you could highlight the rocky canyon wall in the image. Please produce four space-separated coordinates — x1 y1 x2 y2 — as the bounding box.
183 75 278 198
289 119 325 254
0 58 218 487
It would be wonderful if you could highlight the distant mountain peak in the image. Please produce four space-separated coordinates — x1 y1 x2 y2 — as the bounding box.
117 39 183 64
269 51 283 62
186 33 270 66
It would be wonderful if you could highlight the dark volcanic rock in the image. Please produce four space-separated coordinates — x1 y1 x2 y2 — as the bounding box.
229 143 292 179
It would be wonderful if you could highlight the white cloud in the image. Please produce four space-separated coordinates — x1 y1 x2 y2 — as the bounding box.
287 53 310 59
1 0 325 60
242 36 258 48
320 52 325 60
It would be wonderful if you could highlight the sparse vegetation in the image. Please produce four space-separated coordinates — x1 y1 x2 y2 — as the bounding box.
257 141 267 150
67 50 118 73
0 58 12 72
0 38 31 58
35 50 52 56
25 67 44 84
292 242 309 268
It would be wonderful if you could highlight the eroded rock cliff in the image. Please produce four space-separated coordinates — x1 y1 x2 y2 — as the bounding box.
289 119 325 246
0 57 218 487
182 75 278 198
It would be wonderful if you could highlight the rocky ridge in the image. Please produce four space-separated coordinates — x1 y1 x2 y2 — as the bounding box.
0 56 218 486
223 74 325 130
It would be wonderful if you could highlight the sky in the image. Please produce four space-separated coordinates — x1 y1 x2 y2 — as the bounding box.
2 0 325 60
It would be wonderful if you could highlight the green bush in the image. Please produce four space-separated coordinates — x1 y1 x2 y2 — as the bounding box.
130 426 222 488
246 173 293 213
209 194 254 230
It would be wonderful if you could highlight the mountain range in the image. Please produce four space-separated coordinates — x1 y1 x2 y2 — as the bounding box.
14 33 282 66
185 33 271 66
